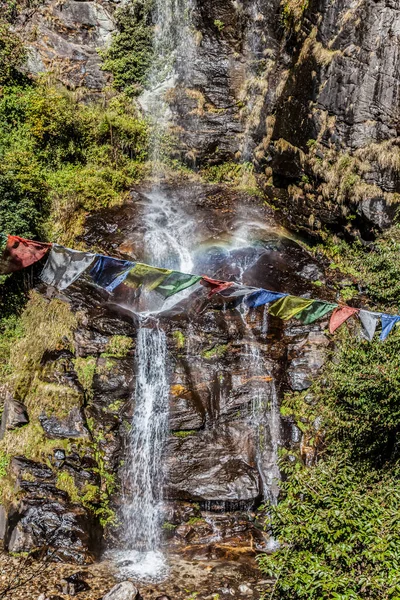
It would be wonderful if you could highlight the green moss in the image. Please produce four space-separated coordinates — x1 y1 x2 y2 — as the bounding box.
187 517 204 525
172 330 185 349
162 521 177 531
214 19 225 32
0 314 24 378
101 335 133 358
0 451 10 480
74 356 97 399
85 421 118 528
107 399 124 413
56 471 80 504
281 0 309 32
0 421 68 466
200 162 262 196
172 430 196 438
6 292 78 399
201 344 228 359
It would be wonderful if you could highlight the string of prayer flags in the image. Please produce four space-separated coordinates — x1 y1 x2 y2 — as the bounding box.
0 235 51 275
380 314 400 341
4 232 400 342
155 271 202 298
219 284 260 298
329 306 359 334
358 310 381 342
201 276 235 297
41 244 96 291
296 300 338 325
89 255 135 292
124 263 172 291
268 295 314 320
245 289 287 308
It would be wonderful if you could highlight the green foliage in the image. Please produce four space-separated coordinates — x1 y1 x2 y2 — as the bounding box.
0 84 149 244
201 344 228 359
100 0 154 95
259 457 400 599
316 226 400 309
0 20 26 86
101 335 134 358
259 327 400 598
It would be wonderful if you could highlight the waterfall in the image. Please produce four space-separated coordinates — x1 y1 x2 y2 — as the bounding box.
118 326 169 580
240 307 281 504
140 0 195 164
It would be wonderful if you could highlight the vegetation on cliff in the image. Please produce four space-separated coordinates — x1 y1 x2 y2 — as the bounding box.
259 321 400 597
100 0 154 95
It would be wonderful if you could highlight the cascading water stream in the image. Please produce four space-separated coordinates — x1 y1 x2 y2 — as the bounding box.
118 326 169 580
116 0 197 581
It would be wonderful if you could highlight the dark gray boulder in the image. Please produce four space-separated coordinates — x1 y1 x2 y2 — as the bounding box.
40 407 89 439
0 393 29 439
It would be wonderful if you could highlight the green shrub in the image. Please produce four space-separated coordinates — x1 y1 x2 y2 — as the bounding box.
0 20 26 85
258 327 400 598
259 457 400 599
100 0 154 95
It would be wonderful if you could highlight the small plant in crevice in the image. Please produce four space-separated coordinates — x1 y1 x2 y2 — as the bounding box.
214 19 225 33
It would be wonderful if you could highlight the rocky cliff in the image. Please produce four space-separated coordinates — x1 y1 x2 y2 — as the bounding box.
1 0 399 578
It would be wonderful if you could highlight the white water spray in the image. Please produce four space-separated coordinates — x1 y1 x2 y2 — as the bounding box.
118 326 169 580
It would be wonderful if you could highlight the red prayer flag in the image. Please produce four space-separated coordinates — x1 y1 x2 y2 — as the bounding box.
0 235 51 274
329 306 359 334
201 276 235 297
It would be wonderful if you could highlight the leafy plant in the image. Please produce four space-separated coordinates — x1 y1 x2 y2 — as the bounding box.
100 0 154 95
258 326 400 598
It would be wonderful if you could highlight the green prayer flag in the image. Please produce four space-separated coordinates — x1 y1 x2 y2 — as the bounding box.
155 272 202 298
124 263 172 291
268 295 314 320
295 300 338 324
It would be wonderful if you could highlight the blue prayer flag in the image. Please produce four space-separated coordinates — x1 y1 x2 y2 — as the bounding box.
380 314 400 341
245 289 287 308
89 255 135 292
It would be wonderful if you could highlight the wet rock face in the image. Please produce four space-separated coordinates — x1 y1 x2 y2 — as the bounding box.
166 424 260 503
81 183 331 551
3 456 102 563
15 0 115 89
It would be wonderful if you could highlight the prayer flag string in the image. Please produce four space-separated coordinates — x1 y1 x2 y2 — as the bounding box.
1 233 399 341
